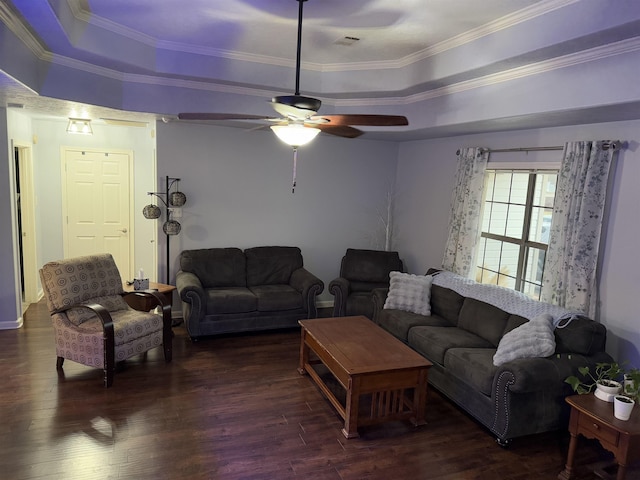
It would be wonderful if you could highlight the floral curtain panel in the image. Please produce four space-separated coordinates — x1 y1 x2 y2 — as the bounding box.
442 147 489 277
541 140 618 318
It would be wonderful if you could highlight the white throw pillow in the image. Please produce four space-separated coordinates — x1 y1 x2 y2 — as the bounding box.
383 272 432 316
493 313 556 366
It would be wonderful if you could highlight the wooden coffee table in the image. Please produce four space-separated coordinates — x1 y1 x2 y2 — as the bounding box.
298 316 432 438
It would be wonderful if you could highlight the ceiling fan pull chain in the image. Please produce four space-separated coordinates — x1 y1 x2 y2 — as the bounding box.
292 147 298 193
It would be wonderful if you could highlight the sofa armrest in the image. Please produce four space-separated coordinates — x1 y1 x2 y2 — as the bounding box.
371 287 389 324
494 351 615 394
328 277 350 317
290 268 324 318
176 271 206 324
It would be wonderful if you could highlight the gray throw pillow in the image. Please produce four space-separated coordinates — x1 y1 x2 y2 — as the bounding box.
493 313 556 366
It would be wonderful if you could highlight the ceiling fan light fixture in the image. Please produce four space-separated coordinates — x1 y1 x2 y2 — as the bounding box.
270 124 320 147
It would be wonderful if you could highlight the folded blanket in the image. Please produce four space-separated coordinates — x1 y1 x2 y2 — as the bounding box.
432 270 581 328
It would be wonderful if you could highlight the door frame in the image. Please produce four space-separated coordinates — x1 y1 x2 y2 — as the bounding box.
60 146 135 279
13 142 38 305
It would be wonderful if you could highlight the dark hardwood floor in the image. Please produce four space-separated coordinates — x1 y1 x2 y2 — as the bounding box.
0 300 619 479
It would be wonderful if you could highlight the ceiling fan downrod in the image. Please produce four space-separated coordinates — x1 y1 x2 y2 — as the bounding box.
294 0 308 96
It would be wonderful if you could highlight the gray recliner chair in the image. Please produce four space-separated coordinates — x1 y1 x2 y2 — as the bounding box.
329 248 403 319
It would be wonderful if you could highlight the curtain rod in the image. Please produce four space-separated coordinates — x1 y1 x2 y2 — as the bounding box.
481 141 621 154
487 146 563 153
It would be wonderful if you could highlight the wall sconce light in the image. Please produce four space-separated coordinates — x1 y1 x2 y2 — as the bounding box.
66 118 93 135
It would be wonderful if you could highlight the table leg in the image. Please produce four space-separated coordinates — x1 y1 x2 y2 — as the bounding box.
558 432 578 480
342 376 360 438
616 462 627 480
297 329 308 375
412 368 428 427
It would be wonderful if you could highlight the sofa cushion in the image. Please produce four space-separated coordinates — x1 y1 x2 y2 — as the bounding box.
554 316 607 355
408 326 493 365
349 281 388 293
206 287 257 314
503 314 528 335
249 285 302 312
345 291 376 318
378 310 452 342
430 285 464 325
384 272 432 316
40 253 124 313
457 298 511 347
180 248 246 288
493 314 556 366
66 294 130 326
341 249 402 283
445 348 498 396
245 246 303 286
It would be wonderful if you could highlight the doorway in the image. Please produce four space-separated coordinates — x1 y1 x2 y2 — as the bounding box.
13 143 38 309
61 147 133 278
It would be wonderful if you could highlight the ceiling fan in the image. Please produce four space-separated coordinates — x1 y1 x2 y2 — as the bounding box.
178 0 409 147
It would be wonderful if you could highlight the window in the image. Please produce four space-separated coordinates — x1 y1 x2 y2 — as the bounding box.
475 169 557 299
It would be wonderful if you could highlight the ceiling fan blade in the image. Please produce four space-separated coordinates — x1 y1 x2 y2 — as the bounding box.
178 113 277 121
311 114 409 127
311 123 364 139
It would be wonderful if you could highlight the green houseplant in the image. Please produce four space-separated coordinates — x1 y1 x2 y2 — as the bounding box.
565 362 624 396
623 367 640 401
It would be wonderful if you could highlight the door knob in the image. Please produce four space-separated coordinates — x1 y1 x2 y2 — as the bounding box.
120 228 128 233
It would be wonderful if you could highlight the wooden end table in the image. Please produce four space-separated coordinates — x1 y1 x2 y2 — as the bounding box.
298 316 431 439
123 282 176 312
559 394 640 480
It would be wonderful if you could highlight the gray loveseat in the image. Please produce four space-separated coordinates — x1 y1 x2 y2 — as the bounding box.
372 269 613 445
176 246 324 340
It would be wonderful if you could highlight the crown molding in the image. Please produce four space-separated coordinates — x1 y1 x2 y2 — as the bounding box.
4 1 638 109
393 0 581 70
16 31 640 109
332 36 640 107
0 2 47 59
65 0 578 73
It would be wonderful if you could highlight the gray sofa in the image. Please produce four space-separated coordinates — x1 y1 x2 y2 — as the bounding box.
372 269 613 445
176 246 324 340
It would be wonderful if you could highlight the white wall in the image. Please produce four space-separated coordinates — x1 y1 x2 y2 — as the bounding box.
156 122 399 304
395 119 640 364
0 108 22 329
31 117 157 281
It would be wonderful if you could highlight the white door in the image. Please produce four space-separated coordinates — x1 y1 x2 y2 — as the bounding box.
62 148 132 278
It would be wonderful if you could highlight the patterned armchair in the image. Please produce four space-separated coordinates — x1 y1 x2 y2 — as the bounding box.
39 254 172 387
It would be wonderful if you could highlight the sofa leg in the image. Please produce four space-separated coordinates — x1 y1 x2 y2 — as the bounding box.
496 437 512 448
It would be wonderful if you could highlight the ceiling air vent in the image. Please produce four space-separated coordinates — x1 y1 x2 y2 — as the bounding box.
334 36 360 46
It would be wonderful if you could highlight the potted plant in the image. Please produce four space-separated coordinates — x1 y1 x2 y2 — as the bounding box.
613 367 640 421
565 362 624 402
623 368 640 401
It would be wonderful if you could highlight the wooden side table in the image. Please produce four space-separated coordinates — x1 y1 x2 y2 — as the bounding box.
123 282 176 312
559 394 640 480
